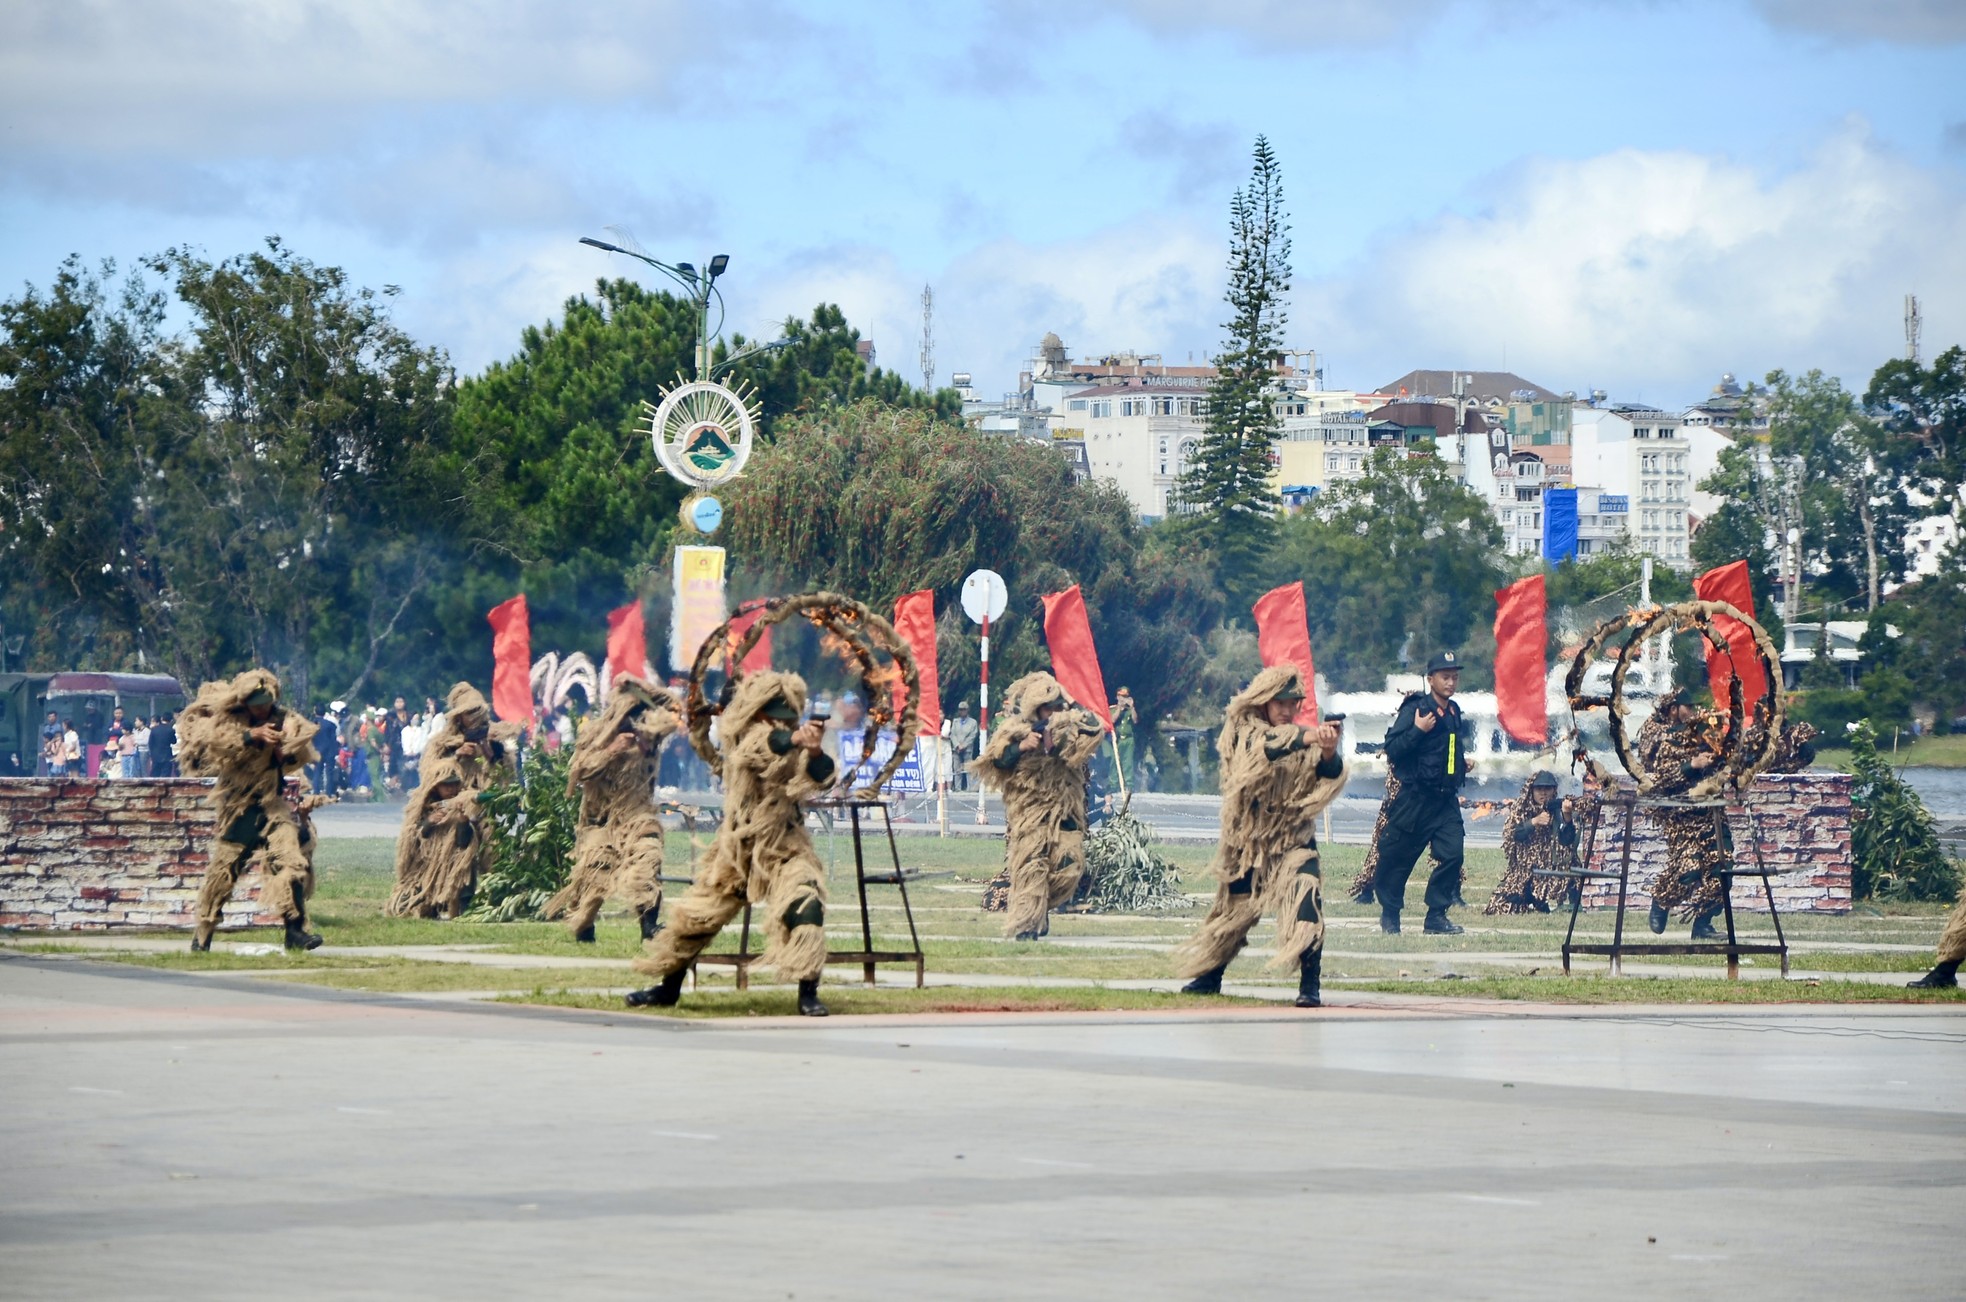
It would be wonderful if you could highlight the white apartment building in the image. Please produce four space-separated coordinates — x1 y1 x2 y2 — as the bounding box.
1570 404 1693 565
1062 379 1209 519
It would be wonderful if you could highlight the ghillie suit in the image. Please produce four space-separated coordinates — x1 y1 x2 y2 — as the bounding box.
1641 711 1733 932
386 755 487 918
1908 894 1966 988
1348 773 1451 905
1485 775 1582 914
544 676 680 942
255 776 335 885
969 672 1108 940
1174 667 1347 1005
630 672 837 1001
422 681 521 793
177 669 322 951
1745 709 1819 775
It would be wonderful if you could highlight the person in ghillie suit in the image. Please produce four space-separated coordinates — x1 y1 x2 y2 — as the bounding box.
1641 689 1731 940
1485 770 1583 914
971 671 1108 941
1174 667 1347 1007
625 671 838 1016
178 669 323 953
422 681 521 794
386 756 484 918
545 675 680 943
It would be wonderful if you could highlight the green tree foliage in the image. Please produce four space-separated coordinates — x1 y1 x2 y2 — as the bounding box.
1859 540 1966 729
0 243 463 702
1865 344 1965 517
720 400 1222 735
1847 722 1962 903
1268 448 1508 690
1541 539 1693 650
470 742 574 920
1176 136 1290 602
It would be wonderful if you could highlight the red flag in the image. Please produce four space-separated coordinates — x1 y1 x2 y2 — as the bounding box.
1493 574 1548 745
892 590 942 734
1040 585 1113 731
606 600 648 684
1252 581 1319 726
726 603 772 675
1693 560 1769 710
486 594 533 725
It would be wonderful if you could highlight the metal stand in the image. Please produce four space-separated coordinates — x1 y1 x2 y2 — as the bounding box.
1539 789 1789 979
689 798 928 991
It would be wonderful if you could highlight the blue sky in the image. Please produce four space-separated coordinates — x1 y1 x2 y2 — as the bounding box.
3 0 1962 407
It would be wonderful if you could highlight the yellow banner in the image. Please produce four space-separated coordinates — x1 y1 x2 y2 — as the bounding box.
670 545 727 672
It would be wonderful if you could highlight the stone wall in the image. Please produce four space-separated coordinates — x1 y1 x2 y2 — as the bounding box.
0 779 276 931
1580 771 1852 914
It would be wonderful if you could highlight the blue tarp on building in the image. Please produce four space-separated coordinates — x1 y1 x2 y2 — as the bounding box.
1542 487 1579 562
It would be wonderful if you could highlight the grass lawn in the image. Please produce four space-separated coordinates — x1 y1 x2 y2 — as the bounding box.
8 829 1959 1010
1818 732 1966 770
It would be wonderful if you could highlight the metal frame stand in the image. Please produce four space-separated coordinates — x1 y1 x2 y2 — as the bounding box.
1541 790 1789 979
689 798 927 991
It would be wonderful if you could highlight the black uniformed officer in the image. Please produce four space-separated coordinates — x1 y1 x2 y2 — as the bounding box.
1373 650 1475 935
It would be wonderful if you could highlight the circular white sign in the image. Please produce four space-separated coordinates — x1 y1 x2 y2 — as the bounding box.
960 569 1007 624
643 380 756 491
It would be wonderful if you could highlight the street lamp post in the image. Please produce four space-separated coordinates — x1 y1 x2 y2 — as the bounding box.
579 236 729 379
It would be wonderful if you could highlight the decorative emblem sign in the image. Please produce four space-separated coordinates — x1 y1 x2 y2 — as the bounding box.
640 379 758 490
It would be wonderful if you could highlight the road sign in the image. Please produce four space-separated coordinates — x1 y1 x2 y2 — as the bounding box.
960 569 1007 624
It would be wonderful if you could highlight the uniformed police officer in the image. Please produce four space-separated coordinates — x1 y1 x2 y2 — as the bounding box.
1372 650 1475 935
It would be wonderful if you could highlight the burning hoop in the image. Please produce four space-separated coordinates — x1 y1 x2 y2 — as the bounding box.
685 591 922 798
1563 598 1783 799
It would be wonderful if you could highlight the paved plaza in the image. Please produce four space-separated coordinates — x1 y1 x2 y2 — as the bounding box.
2 952 1961 1299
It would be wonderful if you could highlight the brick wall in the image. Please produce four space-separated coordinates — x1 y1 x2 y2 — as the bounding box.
0 779 277 931
1581 771 1852 914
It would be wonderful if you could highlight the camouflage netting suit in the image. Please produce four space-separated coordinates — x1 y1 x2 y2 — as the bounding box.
386 755 484 918
545 676 680 940
634 671 837 986
387 681 520 918
423 681 522 792
1640 712 1732 922
970 672 1108 940
1485 776 1590 914
1174 667 1348 985
178 669 321 949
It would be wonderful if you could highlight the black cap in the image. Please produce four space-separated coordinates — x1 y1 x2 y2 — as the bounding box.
1425 651 1461 674
1529 769 1559 788
761 697 800 722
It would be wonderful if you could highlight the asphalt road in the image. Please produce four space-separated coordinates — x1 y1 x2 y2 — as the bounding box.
4 954 1961 1299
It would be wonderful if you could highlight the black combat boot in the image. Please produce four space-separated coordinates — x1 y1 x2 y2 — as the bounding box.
573 921 596 944
625 970 686 1008
1648 902 1670 935
283 916 323 952
1423 910 1464 936
639 908 663 941
190 922 214 953
1180 964 1227 995
1295 952 1323 1008
1379 909 1401 935
1907 960 1959 989
1013 929 1041 942
1690 913 1723 941
797 978 830 1017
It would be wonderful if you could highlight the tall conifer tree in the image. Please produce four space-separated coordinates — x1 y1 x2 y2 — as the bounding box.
1178 136 1291 601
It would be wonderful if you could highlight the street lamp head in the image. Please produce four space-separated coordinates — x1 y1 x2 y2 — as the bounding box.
579 235 622 254
708 253 731 280
674 262 698 283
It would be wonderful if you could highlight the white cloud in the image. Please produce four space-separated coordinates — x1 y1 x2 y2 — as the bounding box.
1311 123 1966 399
0 0 793 155
1753 0 1966 44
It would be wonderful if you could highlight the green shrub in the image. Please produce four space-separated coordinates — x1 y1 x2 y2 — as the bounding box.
468 742 577 921
1792 688 1866 740
1079 812 1192 913
1848 722 1963 903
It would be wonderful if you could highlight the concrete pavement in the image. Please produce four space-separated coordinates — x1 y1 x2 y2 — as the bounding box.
2 952 1961 1299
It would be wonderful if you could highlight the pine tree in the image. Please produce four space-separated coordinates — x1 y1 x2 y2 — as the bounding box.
1177 136 1291 603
